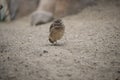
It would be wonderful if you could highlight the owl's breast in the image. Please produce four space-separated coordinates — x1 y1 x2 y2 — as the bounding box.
50 27 64 41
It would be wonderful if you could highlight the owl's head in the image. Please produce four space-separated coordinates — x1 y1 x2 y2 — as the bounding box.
53 19 63 26
54 19 62 23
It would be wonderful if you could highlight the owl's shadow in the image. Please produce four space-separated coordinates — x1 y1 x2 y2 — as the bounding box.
45 42 66 46
51 43 64 46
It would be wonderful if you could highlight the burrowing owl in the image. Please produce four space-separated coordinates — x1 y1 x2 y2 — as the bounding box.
49 19 65 44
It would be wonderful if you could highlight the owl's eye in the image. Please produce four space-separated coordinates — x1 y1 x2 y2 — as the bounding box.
55 21 59 23
55 19 62 23
58 19 62 22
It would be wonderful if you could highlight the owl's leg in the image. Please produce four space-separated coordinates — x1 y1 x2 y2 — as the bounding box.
53 41 56 45
52 40 58 46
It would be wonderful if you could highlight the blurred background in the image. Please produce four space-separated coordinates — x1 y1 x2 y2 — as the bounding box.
0 0 119 25
0 0 120 80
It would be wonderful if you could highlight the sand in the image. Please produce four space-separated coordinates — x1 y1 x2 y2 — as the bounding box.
0 0 120 80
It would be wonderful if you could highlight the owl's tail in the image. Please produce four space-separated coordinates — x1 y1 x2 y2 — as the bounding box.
49 38 54 43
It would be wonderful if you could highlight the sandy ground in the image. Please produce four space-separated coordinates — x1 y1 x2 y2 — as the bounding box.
0 1 120 80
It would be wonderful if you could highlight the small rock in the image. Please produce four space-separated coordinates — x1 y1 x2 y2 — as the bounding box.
40 54 43 56
43 50 48 53
93 62 97 66
3 59 6 62
25 65 28 67
14 68 18 71
117 71 120 73
66 74 72 77
7 56 10 60
116 78 119 80
60 52 62 54
55 54 57 56
0 76 2 79
74 59 80 63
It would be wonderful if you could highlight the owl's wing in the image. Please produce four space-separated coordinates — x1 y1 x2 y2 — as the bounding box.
49 23 54 32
